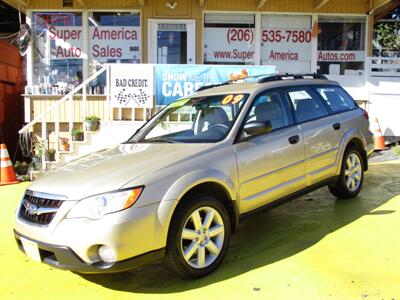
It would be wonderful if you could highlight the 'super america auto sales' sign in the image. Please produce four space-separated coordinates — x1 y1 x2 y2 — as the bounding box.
48 26 141 61
48 26 84 59
89 26 141 61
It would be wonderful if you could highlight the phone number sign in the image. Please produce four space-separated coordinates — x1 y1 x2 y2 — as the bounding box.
204 27 255 64
261 28 312 62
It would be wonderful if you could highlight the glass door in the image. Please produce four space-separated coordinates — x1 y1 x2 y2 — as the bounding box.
148 19 195 64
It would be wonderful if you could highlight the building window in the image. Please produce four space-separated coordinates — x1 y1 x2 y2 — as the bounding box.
32 12 83 93
261 14 312 73
317 16 366 76
88 12 141 65
203 13 255 65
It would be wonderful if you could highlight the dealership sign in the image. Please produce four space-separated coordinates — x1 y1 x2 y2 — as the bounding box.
110 64 153 108
317 51 365 62
260 28 312 63
48 26 141 61
89 26 141 62
48 26 84 59
203 28 255 64
155 64 275 105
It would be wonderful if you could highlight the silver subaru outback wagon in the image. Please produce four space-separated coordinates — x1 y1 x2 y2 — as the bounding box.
14 74 374 278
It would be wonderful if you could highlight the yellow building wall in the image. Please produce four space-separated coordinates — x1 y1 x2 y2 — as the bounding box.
14 0 373 123
29 95 108 122
22 0 371 64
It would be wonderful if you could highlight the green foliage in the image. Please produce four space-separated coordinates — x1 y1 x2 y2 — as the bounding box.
374 22 400 52
393 145 400 157
33 140 47 158
85 115 101 122
72 128 83 135
14 161 29 169
59 137 69 145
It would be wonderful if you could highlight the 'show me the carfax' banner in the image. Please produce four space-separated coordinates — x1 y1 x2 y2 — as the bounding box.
155 65 276 106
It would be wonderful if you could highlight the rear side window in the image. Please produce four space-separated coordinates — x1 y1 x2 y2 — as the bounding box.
315 87 357 113
286 88 329 123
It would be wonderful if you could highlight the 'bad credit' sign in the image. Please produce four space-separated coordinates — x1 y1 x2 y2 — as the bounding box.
110 64 153 108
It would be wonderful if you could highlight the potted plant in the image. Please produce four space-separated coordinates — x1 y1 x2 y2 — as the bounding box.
46 148 56 161
72 128 84 141
59 137 70 151
84 115 100 131
14 161 29 175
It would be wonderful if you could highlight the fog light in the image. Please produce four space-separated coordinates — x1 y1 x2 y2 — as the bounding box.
98 245 117 264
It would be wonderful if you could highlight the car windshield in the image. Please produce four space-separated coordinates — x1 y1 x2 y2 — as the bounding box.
128 93 249 143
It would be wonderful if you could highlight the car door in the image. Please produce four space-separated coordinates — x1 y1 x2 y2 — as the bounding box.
285 86 342 186
234 89 306 214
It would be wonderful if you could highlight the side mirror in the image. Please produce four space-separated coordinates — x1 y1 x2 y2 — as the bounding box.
243 121 272 137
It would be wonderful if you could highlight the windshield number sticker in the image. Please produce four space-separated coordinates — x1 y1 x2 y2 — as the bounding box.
221 94 244 105
221 95 234 105
232 94 244 104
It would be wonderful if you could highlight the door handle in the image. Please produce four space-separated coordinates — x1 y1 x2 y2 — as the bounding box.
288 135 299 145
333 122 341 130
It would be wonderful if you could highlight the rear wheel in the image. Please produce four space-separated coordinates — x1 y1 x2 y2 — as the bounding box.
329 148 364 199
165 194 231 278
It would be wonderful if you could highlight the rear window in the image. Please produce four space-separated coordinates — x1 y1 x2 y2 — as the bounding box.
315 87 357 113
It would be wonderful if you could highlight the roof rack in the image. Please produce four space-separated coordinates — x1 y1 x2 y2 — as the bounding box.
195 73 282 92
258 73 328 83
195 73 327 92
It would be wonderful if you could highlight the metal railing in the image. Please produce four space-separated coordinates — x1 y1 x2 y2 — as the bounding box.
368 57 400 77
19 65 109 172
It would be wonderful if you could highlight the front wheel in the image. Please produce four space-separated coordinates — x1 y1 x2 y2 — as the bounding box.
165 195 231 278
329 148 364 199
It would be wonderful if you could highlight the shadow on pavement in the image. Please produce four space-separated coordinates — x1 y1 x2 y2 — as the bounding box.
80 164 398 293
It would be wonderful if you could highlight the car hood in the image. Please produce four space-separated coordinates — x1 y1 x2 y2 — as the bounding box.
28 143 214 200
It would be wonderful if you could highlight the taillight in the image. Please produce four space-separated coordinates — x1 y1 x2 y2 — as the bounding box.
361 108 369 120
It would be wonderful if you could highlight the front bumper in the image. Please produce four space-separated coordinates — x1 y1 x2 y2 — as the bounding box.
14 230 165 274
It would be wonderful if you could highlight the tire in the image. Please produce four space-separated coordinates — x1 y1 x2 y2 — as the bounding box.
329 148 364 199
164 194 231 278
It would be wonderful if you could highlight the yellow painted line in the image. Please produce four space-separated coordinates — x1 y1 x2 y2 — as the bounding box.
370 159 400 165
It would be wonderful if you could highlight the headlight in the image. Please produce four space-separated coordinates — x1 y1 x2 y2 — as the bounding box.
66 187 143 220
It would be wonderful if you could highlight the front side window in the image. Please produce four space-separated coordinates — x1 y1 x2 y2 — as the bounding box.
244 90 294 132
287 88 329 123
129 94 249 143
315 86 357 113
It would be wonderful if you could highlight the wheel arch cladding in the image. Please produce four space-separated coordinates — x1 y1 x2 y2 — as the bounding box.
168 181 239 238
346 138 368 171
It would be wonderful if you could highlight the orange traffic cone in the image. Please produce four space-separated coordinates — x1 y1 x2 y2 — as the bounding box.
372 117 387 151
0 144 19 185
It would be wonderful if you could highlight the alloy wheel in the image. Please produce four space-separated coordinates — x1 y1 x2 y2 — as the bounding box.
180 206 225 269
344 153 362 192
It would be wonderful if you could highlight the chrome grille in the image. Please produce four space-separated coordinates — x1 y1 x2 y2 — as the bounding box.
19 193 63 225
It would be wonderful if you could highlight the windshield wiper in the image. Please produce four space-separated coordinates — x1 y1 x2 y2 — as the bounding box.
144 137 177 144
